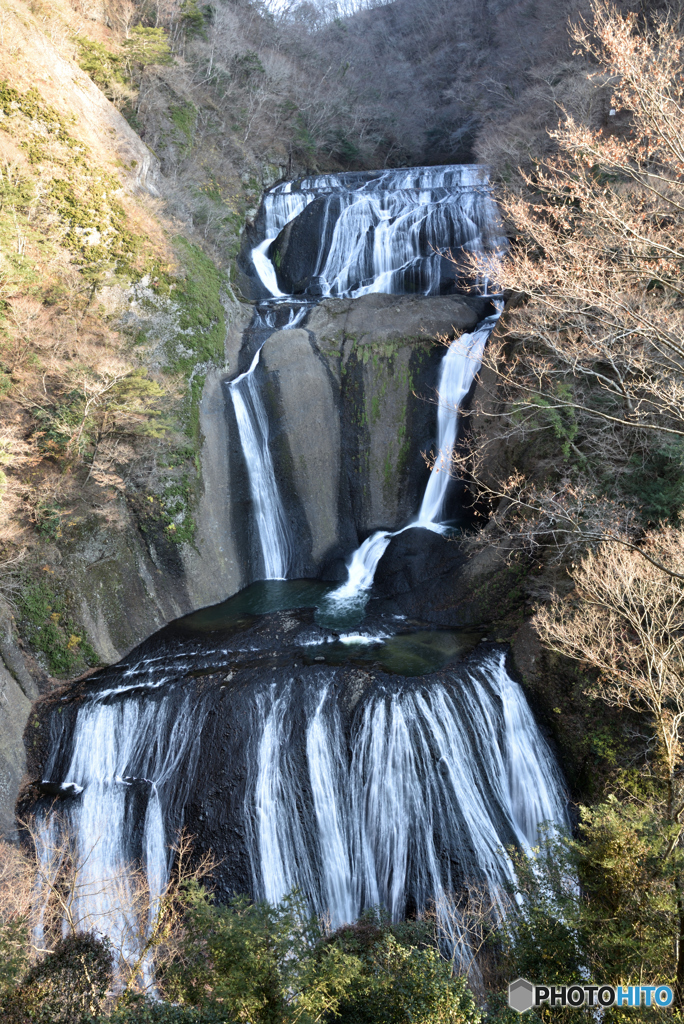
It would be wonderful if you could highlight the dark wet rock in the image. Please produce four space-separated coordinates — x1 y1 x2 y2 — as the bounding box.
269 196 342 295
37 781 83 798
21 636 492 902
373 528 467 598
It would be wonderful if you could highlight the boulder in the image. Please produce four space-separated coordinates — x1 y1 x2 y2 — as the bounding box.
261 329 345 566
307 294 490 538
373 527 466 598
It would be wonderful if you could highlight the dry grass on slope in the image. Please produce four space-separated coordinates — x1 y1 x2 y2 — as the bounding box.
0 1 222 679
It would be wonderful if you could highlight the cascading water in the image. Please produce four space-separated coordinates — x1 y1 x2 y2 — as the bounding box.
326 307 501 612
243 164 504 592
252 165 502 299
228 348 292 581
34 684 208 983
247 652 567 931
225 302 308 580
29 162 567 981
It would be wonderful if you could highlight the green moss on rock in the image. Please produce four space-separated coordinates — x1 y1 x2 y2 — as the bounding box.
18 578 99 677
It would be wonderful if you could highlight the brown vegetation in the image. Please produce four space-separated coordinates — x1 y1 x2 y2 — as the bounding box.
0 820 215 999
449 0 684 569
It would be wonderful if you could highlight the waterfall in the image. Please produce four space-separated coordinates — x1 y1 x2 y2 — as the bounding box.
415 314 495 525
247 653 568 931
326 307 501 611
34 650 567 963
226 302 309 580
248 164 504 600
252 165 502 299
34 689 207 984
29 162 566 980
227 347 292 580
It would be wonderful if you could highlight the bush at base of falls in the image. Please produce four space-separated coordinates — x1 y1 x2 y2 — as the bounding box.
328 931 481 1024
163 886 482 1024
1 932 113 1024
108 1002 229 1024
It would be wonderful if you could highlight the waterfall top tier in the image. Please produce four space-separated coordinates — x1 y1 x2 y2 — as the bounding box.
251 163 504 300
269 164 491 195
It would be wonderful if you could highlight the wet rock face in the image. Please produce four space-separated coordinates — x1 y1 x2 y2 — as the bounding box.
373 527 467 598
268 196 342 295
0 657 31 840
224 293 489 582
15 606 378 892
20 585 570 944
261 329 344 569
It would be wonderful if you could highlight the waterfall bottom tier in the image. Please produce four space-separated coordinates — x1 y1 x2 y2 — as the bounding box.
33 650 567 944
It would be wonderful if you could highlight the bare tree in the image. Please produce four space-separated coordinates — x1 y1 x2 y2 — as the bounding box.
534 526 684 1002
450 0 684 571
107 0 137 37
9 817 215 999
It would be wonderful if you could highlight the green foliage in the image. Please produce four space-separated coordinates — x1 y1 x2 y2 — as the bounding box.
165 890 480 1024
576 797 681 985
180 1 211 40
74 38 127 92
0 81 78 154
514 384 579 463
170 102 198 152
293 114 317 161
1 932 112 1023
165 237 226 375
327 129 361 164
332 922 482 1024
104 370 170 438
108 998 226 1023
622 441 684 525
32 395 82 457
0 919 29 1001
160 474 196 543
496 809 684 1018
18 577 99 676
0 167 34 213
47 176 141 281
123 27 173 71
498 832 585 992
165 887 362 1023
231 50 265 82
34 499 62 540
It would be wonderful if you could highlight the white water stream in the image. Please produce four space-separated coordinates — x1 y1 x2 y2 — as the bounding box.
248 652 567 931
256 165 500 299
326 310 499 609
35 692 206 985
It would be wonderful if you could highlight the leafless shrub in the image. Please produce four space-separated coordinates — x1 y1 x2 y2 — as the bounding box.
430 884 506 996
1 818 215 999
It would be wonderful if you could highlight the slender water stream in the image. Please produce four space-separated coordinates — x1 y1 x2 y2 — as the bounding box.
226 302 308 579
326 309 500 610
